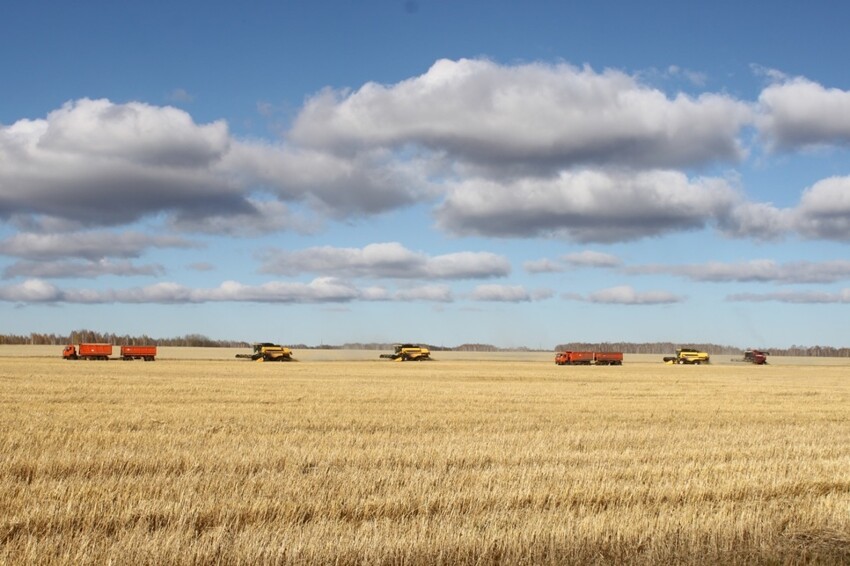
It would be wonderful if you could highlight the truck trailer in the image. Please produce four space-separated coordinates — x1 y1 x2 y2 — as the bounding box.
120 345 157 361
63 343 113 360
555 351 623 365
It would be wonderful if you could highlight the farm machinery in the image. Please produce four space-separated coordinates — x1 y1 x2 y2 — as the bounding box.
733 349 769 365
663 348 710 365
380 344 432 361
236 343 294 362
555 351 623 365
63 344 157 361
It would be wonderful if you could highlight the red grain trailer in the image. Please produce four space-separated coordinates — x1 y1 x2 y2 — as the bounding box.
120 345 157 361
593 352 624 365
555 350 624 365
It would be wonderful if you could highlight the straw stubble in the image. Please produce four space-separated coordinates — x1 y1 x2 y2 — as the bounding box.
1 354 849 564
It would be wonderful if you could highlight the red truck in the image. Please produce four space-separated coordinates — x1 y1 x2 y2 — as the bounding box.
63 343 113 360
120 345 157 361
555 351 623 366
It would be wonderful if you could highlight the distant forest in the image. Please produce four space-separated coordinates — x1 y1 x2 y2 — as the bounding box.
0 331 848 357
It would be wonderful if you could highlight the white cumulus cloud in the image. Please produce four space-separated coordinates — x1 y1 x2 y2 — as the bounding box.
580 285 682 305
758 77 850 151
436 170 738 243
260 242 510 280
291 58 751 172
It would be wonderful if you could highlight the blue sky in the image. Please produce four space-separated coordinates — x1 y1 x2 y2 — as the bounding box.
2 0 850 348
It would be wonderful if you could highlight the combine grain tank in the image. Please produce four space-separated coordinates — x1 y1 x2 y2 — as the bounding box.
63 343 113 360
120 345 157 361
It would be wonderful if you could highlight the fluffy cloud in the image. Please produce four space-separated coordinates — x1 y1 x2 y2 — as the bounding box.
165 199 315 236
523 258 565 274
394 284 453 302
563 250 623 268
0 279 61 302
291 58 750 172
4 66 850 249
0 98 430 231
525 251 621 273
469 284 552 302
470 285 529 302
727 289 850 304
568 285 682 305
220 142 433 217
436 170 738 242
259 242 510 280
0 231 197 260
0 99 243 226
2 259 164 279
629 259 850 284
793 176 850 240
0 278 457 304
758 77 850 151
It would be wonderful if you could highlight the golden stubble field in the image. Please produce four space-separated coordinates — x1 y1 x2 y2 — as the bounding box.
1 348 849 565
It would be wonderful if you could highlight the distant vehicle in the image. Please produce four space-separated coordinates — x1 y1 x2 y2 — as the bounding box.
663 348 710 365
63 343 156 361
555 351 623 365
119 345 157 361
62 343 113 361
380 344 431 361
236 343 294 362
733 349 769 365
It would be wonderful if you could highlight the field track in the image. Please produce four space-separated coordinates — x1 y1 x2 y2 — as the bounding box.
1 348 849 564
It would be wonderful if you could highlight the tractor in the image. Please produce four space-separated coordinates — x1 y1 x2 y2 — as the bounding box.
379 344 432 361
236 343 294 362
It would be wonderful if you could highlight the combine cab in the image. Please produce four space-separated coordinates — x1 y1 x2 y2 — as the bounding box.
380 344 431 361
663 348 710 365
236 343 294 362
734 350 769 365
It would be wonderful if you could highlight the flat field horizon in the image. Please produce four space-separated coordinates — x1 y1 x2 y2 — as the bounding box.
2 344 849 365
1 349 848 564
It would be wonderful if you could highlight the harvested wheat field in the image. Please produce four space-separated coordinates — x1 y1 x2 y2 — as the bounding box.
1 350 849 565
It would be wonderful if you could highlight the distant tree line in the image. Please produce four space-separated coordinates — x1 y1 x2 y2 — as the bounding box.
0 330 249 348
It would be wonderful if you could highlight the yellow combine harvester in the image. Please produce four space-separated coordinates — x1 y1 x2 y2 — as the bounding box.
379 344 432 361
236 343 294 362
663 348 710 365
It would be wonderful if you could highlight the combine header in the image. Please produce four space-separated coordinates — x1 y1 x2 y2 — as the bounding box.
733 349 769 365
380 344 431 361
663 348 710 365
555 351 623 365
236 343 294 362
